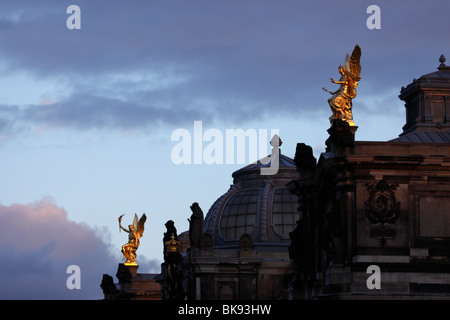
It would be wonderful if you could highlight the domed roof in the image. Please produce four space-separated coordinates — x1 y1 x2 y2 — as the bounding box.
395 54 450 141
418 54 450 82
204 149 299 250
400 54 450 95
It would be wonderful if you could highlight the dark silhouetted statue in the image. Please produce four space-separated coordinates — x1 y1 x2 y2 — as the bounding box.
163 220 184 299
188 202 204 249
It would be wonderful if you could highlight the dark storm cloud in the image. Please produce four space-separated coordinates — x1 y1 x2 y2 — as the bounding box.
24 93 211 130
0 0 449 133
0 90 214 133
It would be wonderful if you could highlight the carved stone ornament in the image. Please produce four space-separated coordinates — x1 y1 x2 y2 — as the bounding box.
365 180 400 226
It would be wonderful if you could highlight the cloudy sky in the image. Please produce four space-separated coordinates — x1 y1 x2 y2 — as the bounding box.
0 0 449 299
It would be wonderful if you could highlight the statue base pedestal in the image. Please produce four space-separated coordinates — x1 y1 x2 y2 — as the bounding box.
116 263 139 283
108 263 161 300
326 119 358 156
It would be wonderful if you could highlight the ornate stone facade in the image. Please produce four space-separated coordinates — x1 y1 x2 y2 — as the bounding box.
288 57 450 299
101 55 450 300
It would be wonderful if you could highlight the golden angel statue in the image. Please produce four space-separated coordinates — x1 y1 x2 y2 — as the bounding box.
323 45 361 126
118 213 147 265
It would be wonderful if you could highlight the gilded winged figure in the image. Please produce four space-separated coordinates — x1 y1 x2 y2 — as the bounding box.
323 45 361 126
118 213 147 265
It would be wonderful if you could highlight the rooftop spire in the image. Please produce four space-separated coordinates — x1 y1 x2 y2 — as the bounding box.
438 54 447 70
270 134 282 148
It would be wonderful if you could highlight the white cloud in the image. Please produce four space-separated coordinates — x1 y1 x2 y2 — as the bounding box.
0 199 158 299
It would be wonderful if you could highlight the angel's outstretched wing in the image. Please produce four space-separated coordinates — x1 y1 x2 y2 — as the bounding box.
133 214 138 231
345 53 351 73
135 213 147 239
349 45 361 81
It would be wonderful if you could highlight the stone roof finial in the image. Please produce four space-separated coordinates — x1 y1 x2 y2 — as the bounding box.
438 54 447 70
270 134 282 148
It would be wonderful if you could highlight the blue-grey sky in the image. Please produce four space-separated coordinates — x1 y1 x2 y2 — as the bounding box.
0 0 449 299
